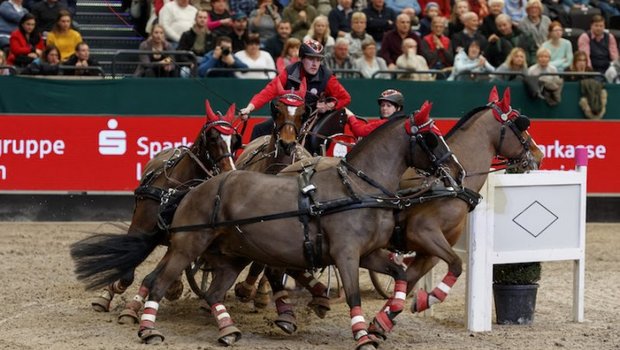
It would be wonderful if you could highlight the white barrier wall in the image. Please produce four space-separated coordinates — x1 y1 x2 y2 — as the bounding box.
455 150 587 331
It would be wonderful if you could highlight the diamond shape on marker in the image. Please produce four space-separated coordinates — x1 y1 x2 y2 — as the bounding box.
512 201 559 238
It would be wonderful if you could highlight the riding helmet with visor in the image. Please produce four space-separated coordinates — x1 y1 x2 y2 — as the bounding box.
300 38 325 59
377 89 404 110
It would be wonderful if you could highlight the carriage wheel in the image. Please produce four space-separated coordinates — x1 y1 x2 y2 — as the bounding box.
185 256 213 300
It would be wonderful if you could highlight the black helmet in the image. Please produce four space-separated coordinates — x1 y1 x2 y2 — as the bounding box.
377 89 404 109
299 38 325 59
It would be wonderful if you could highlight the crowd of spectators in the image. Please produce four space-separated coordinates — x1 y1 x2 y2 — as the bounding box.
2 0 620 84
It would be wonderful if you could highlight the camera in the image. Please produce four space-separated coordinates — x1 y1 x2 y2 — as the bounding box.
222 48 231 56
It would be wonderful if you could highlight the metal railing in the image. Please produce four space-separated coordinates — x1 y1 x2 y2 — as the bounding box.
455 70 606 81
111 49 198 78
204 67 278 78
0 65 17 76
538 71 605 80
58 65 105 77
371 69 449 79
331 68 364 79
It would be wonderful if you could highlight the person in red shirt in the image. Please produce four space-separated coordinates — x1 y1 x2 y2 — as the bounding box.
7 13 44 67
240 38 351 139
346 89 406 138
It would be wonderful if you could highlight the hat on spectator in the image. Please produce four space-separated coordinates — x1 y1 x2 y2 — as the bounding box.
232 12 247 20
425 2 440 13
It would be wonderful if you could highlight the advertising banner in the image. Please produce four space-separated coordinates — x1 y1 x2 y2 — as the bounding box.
0 116 617 194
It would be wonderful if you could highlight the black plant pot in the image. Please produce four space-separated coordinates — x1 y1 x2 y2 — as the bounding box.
493 284 539 325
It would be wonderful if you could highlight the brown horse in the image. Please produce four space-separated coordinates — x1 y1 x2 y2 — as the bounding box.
70 101 454 349
89 101 241 321
364 87 545 339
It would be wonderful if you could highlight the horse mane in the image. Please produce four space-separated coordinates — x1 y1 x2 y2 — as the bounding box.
444 106 490 140
345 114 408 160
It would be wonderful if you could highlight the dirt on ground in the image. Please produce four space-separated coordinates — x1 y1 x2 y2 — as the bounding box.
0 222 618 350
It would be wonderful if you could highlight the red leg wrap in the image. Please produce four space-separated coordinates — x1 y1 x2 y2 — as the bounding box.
389 280 407 313
139 301 158 331
299 272 327 296
275 296 294 315
412 289 430 313
431 272 458 302
211 303 234 330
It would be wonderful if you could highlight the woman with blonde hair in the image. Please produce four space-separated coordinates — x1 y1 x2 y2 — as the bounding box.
448 0 469 37
303 15 335 54
493 47 528 81
276 37 301 71
46 10 82 62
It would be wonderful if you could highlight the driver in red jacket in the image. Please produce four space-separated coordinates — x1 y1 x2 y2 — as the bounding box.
347 89 406 138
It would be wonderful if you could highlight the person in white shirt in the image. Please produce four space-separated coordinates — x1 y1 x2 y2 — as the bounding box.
234 34 277 79
396 37 434 80
158 0 198 46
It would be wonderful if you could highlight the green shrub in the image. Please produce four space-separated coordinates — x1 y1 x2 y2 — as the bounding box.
493 262 541 285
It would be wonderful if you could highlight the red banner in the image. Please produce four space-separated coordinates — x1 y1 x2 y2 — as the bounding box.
0 116 617 194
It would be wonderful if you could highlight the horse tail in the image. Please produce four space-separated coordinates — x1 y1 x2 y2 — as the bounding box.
70 232 160 290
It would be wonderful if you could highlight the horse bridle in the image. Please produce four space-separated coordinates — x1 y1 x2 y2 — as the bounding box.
488 103 534 172
196 119 238 175
271 93 304 156
406 114 454 177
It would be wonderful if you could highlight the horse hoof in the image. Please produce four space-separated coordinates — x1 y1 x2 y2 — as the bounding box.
234 282 256 303
355 334 379 350
307 295 330 319
368 320 387 341
358 344 378 350
218 326 241 346
164 279 184 301
118 309 139 325
275 313 297 334
91 297 111 312
139 328 165 344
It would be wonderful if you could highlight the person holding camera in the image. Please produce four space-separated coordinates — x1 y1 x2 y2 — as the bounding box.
249 0 281 43
197 35 248 77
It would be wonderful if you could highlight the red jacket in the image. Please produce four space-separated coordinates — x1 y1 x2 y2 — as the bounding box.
249 63 351 112
7 29 44 66
347 116 388 138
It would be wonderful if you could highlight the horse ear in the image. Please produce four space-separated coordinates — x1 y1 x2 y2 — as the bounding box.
499 87 511 112
488 86 499 103
205 100 217 121
224 103 236 122
413 100 432 126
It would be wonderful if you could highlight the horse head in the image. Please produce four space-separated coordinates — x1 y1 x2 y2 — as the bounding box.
404 100 454 176
487 86 544 172
270 77 307 156
199 100 242 173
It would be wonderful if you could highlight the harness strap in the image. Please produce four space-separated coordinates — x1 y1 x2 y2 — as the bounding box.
134 185 165 202
339 159 398 198
456 187 482 212
209 171 235 227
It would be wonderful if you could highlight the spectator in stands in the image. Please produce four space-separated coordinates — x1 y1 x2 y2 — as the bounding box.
276 37 300 71
264 20 292 59
22 44 60 75
485 13 536 67
578 14 618 75
421 15 453 73
230 12 249 52
234 34 276 78
177 9 215 68
541 21 572 71
565 49 593 81
468 0 489 18
396 37 434 80
240 39 351 138
31 0 67 34
46 10 80 62
418 2 441 38
230 0 257 18
605 57 620 83
380 13 421 68
480 0 503 37
0 0 28 49
593 0 620 18
0 50 9 75
451 11 487 53
503 0 527 24
448 39 495 80
363 0 397 44
328 0 353 39
355 37 389 77
540 0 569 28
7 13 43 67
344 11 373 59
135 24 177 77
249 0 281 43
528 46 561 79
198 35 248 77
282 0 318 39
208 0 233 37
493 46 528 80
158 0 198 47
448 0 469 37
519 0 550 47
311 0 336 16
386 0 422 20
64 42 101 75
324 37 358 77
304 15 335 54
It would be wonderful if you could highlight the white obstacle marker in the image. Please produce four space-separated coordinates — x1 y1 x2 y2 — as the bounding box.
455 147 587 332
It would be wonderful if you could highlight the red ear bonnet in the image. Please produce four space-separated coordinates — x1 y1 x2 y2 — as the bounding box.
488 85 499 104
276 77 305 107
405 100 442 136
204 100 235 135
